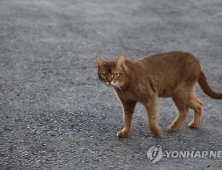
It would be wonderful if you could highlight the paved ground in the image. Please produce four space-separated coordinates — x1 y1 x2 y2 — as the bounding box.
0 0 222 169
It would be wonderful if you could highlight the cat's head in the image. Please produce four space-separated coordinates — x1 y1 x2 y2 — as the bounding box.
95 55 129 91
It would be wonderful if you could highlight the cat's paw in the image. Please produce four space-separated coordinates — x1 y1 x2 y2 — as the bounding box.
150 126 162 136
116 130 130 138
188 121 199 128
167 125 178 132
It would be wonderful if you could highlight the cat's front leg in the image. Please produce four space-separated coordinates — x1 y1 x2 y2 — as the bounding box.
144 97 162 136
117 100 137 138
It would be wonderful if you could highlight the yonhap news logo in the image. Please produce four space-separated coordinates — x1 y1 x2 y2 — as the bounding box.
147 145 163 163
147 145 222 164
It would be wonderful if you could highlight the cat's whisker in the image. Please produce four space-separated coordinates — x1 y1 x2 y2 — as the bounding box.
116 84 123 93
110 81 122 92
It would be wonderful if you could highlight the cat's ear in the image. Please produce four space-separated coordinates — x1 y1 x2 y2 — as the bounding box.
95 56 105 67
116 54 129 73
116 54 125 69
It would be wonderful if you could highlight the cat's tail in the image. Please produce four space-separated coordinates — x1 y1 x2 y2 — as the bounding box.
198 70 222 100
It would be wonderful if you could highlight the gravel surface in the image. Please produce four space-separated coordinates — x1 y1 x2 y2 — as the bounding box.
0 0 222 169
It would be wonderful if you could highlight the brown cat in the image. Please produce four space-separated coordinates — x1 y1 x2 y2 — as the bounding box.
95 51 222 138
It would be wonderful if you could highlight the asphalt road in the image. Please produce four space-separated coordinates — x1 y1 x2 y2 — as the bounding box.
0 0 222 169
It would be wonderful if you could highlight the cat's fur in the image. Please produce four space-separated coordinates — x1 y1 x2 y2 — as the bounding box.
96 51 222 138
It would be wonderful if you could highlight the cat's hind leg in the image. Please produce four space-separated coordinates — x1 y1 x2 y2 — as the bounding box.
187 95 203 128
117 100 137 138
168 84 195 132
168 87 203 131
168 94 189 132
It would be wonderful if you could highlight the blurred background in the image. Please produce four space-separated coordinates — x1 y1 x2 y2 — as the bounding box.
0 0 222 169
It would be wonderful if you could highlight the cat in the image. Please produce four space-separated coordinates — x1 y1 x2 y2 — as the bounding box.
95 51 222 138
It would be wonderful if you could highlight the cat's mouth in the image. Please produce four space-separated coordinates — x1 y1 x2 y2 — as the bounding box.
104 82 113 87
104 81 115 87
104 81 123 92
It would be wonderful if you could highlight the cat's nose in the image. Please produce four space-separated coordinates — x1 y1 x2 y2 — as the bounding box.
107 80 111 84
107 78 112 84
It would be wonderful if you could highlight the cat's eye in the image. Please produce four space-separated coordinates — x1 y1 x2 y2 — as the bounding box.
113 73 120 78
100 73 107 78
